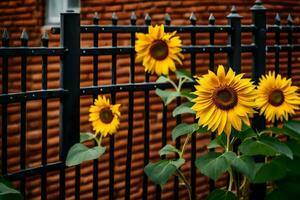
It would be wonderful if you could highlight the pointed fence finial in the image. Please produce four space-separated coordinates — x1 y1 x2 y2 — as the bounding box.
2 29 10 47
42 31 49 40
130 12 137 25
275 13 281 25
144 13 151 25
164 13 171 25
165 13 171 25
227 6 242 18
20 29 28 46
208 13 215 24
287 14 293 25
231 6 237 13
2 29 9 40
189 12 197 25
255 0 262 5
93 12 99 24
112 12 118 25
251 0 266 10
20 29 29 40
41 31 49 47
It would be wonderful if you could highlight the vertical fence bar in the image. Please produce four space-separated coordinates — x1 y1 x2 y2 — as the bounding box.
227 6 242 73
189 12 197 199
59 10 80 200
208 13 216 192
209 14 215 71
250 1 266 199
1 30 9 177
20 29 28 197
227 6 242 197
142 14 151 200
124 12 136 200
109 12 118 200
41 31 49 200
275 13 281 74
287 14 293 78
92 12 99 200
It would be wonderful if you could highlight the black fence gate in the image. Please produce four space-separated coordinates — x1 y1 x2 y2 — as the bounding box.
1 0 300 199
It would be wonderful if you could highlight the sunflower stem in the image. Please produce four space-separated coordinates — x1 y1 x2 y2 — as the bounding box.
180 134 191 158
226 133 234 192
97 134 104 147
166 76 178 91
226 133 230 152
177 77 187 92
228 168 234 192
176 169 192 200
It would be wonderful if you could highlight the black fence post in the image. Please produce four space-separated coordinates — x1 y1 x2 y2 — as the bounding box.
227 7 242 197
227 6 242 73
59 10 81 200
250 1 267 199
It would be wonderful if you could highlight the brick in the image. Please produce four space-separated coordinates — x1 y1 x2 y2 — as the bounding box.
105 4 122 12
123 3 138 11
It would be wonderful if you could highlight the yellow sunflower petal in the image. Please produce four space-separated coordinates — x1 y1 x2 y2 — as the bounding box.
135 24 183 76
256 71 300 122
191 66 256 136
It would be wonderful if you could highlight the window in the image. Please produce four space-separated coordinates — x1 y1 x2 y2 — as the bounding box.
45 0 80 25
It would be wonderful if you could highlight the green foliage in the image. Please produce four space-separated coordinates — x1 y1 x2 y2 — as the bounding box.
159 144 181 157
239 135 293 159
252 158 286 183
156 76 169 83
172 102 195 117
175 68 193 82
0 179 22 200
66 143 105 166
283 120 300 140
233 126 257 141
144 158 185 189
206 189 238 200
230 155 255 179
155 88 181 106
80 132 96 143
195 152 235 181
180 90 196 101
171 123 199 140
207 133 227 149
286 139 300 157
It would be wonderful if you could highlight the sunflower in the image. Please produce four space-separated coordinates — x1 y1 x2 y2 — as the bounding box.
89 95 121 137
256 71 300 123
135 24 184 76
191 65 256 135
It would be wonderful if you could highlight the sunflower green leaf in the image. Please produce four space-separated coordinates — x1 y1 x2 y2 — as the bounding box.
239 135 293 159
175 68 193 81
172 102 195 117
80 132 96 143
206 189 238 200
159 144 181 157
195 151 235 181
66 143 106 166
171 123 199 140
144 158 185 189
155 88 181 106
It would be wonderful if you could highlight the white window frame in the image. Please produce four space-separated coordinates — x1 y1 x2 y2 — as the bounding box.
45 0 80 25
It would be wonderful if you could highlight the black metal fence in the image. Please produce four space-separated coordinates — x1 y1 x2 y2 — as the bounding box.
1 0 300 199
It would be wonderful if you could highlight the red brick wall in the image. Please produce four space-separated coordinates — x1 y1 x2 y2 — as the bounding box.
1 0 300 199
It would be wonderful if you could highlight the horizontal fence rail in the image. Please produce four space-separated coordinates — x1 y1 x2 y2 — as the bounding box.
1 0 300 199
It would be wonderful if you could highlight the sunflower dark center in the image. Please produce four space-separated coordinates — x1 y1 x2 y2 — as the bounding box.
149 40 169 60
269 89 284 106
99 107 114 124
213 87 238 110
